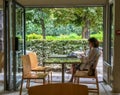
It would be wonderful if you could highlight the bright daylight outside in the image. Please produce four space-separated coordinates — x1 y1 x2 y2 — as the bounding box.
23 7 103 82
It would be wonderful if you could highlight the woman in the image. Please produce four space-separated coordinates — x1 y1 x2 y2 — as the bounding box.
69 37 100 82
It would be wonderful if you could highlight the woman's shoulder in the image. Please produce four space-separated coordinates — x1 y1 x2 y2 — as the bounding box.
92 47 99 50
92 48 100 53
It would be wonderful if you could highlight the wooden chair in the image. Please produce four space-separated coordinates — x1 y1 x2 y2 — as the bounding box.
28 83 88 95
73 53 100 94
28 52 52 82
20 55 49 95
0 52 4 72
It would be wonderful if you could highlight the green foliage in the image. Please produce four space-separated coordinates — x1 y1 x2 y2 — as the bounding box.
68 33 79 38
90 31 103 42
26 40 88 62
26 7 103 36
26 32 103 41
25 7 103 59
26 32 103 62
26 33 82 41
26 33 42 41
46 24 82 36
48 7 103 32
26 39 102 55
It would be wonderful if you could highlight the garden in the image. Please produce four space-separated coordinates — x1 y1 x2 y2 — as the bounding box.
16 7 103 64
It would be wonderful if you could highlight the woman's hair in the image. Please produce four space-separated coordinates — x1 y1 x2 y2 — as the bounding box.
88 37 99 48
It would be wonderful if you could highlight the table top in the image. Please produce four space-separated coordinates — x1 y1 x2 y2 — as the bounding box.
48 54 68 58
48 54 79 58
44 55 81 64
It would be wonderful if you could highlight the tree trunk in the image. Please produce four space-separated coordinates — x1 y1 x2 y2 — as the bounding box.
82 20 90 39
82 26 90 39
39 9 46 39
40 18 46 39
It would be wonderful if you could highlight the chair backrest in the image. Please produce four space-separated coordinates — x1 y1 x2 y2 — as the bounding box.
21 55 31 77
28 83 88 95
0 52 4 72
28 52 38 69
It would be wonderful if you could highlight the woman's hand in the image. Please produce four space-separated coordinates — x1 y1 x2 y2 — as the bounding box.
80 54 85 57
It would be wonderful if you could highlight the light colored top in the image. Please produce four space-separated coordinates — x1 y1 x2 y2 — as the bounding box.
80 47 100 70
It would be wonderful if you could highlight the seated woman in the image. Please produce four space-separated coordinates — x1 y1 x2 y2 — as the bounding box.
69 37 100 82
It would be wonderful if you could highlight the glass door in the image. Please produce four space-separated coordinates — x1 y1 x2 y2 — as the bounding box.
14 1 25 90
3 0 25 90
109 4 114 66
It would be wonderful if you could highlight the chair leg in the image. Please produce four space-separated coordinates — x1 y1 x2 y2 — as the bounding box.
96 76 99 94
77 77 79 83
74 77 79 84
43 78 45 84
73 77 76 83
48 74 50 83
50 71 52 82
26 79 28 88
19 78 23 95
74 77 77 83
26 79 30 89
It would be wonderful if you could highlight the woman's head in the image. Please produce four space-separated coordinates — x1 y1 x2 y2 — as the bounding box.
88 37 99 48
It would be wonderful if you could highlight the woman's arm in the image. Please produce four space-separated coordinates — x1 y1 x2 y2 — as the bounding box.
82 48 98 63
87 48 99 66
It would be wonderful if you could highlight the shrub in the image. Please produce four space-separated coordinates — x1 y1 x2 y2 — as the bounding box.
26 33 42 41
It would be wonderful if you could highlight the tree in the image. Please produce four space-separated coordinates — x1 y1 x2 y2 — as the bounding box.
50 7 103 38
26 7 103 39
26 8 50 39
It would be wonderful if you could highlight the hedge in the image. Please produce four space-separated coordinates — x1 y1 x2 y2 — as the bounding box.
26 40 88 62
